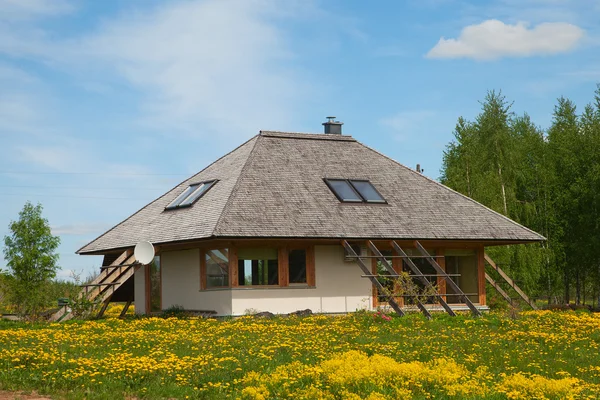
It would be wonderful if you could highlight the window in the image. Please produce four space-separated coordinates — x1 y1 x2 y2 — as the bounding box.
324 178 386 203
238 248 279 286
165 180 217 210
206 249 229 288
349 180 386 203
288 249 307 284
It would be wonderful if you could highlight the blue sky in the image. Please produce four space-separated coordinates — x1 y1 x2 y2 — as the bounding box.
0 0 599 279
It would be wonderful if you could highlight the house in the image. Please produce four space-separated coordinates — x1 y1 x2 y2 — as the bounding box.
74 118 544 318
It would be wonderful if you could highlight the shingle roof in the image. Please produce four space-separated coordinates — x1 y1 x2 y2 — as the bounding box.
78 131 544 254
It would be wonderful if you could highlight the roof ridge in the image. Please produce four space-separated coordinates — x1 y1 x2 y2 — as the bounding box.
355 141 547 241
76 135 261 254
212 134 263 236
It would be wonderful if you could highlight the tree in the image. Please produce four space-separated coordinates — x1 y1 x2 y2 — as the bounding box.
3 202 61 316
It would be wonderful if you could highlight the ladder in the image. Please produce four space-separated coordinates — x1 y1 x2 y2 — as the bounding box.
344 240 482 318
50 249 139 322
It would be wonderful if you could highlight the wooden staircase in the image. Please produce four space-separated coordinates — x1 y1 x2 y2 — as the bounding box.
50 249 139 322
484 253 537 310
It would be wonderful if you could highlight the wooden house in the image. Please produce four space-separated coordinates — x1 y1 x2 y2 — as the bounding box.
64 119 544 319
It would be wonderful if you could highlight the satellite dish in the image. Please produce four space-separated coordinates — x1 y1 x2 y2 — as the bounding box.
134 241 155 265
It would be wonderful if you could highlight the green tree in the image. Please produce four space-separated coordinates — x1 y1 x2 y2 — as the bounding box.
2 202 61 316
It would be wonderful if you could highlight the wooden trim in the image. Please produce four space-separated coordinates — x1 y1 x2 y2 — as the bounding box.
436 248 446 302
478 247 486 305
144 264 151 315
371 256 378 308
306 245 315 287
278 246 289 287
229 246 239 287
392 255 403 306
158 255 162 312
200 249 206 290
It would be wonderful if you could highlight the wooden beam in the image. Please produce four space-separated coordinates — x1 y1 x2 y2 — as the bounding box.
200 250 206 290
342 240 405 316
367 241 431 319
96 295 112 319
229 247 239 287
436 248 446 302
390 241 456 317
412 240 481 317
484 253 537 310
478 247 486 305
306 246 316 287
278 246 289 287
119 300 133 318
485 273 512 304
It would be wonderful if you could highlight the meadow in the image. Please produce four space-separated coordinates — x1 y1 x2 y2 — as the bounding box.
0 309 599 399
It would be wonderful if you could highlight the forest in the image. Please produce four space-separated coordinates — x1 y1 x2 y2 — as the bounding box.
441 84 600 306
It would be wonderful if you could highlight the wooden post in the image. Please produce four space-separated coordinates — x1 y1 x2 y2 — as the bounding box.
144 264 151 314
478 248 486 305
436 248 446 302
278 246 289 287
306 246 316 287
200 250 206 290
119 300 133 318
97 296 112 318
392 255 404 306
229 247 239 287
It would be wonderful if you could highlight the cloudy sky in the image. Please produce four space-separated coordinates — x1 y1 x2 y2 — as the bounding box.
0 0 598 279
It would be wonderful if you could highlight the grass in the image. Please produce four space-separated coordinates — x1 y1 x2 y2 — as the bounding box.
0 310 599 399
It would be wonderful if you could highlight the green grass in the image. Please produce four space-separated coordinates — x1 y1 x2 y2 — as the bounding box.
0 310 599 399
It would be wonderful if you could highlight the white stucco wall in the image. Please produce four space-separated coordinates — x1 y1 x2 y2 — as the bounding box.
231 245 372 315
161 249 232 315
134 266 146 315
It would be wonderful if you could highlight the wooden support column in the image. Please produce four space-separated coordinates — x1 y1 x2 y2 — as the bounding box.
436 248 446 302
144 264 151 315
306 246 316 287
120 300 133 318
97 296 112 318
478 247 486 305
278 246 289 287
371 256 378 308
229 246 239 287
200 250 206 290
392 256 404 306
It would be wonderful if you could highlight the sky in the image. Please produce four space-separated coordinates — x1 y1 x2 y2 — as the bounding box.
0 0 599 280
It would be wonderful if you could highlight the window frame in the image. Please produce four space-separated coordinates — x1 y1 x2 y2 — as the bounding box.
165 179 218 210
324 178 387 204
200 245 316 290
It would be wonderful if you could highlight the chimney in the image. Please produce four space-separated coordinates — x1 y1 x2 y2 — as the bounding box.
416 164 424 174
322 116 343 134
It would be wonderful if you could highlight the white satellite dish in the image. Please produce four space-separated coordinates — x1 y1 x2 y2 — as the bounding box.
134 241 155 265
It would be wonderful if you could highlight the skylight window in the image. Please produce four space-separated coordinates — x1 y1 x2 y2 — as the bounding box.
165 180 217 210
324 178 386 204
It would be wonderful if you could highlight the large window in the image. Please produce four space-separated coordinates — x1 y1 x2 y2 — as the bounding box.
238 248 279 286
165 180 217 210
205 249 229 288
288 249 307 284
324 179 386 203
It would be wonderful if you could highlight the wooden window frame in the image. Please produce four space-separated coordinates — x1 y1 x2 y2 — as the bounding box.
200 244 315 290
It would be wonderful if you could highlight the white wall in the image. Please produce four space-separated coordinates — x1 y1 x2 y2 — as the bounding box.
231 245 372 315
161 249 232 315
134 266 146 315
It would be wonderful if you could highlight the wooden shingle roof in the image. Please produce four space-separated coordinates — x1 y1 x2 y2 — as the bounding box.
78 131 544 254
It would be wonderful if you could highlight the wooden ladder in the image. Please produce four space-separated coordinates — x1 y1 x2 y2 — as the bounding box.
50 249 139 322
484 253 537 310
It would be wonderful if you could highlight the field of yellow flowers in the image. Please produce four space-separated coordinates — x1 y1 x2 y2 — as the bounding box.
1 310 599 399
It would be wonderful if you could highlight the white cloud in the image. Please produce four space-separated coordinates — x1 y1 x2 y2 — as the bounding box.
427 19 584 60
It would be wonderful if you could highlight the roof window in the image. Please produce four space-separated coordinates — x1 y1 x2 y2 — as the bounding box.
324 179 386 204
165 180 217 210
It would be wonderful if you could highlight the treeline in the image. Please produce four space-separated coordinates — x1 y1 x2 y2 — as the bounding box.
441 85 600 305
